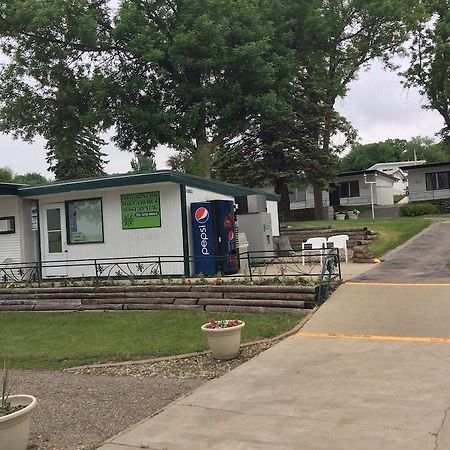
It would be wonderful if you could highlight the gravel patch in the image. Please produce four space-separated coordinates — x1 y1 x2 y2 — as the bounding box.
12 341 276 450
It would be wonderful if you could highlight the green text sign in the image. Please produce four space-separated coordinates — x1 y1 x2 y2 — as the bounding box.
121 191 161 229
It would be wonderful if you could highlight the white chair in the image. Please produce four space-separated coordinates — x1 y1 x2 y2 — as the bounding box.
302 237 327 265
327 235 349 262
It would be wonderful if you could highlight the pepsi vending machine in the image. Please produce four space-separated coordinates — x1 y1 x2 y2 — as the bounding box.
191 200 240 276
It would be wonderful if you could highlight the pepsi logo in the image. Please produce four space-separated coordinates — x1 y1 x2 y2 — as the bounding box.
194 207 209 224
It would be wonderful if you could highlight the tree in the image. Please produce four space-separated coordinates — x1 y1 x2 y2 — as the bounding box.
405 0 450 141
341 136 450 171
0 0 289 180
13 172 49 185
0 167 49 184
0 167 13 182
307 0 425 218
130 153 157 173
110 0 287 178
216 0 422 219
0 0 112 180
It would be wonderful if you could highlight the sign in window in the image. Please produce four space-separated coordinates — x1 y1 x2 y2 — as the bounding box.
121 191 161 229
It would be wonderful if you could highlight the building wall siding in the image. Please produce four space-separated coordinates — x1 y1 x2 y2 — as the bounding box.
0 196 22 264
408 167 450 202
36 182 185 277
375 176 395 205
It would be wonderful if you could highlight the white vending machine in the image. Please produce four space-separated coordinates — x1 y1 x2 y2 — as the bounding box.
237 212 274 263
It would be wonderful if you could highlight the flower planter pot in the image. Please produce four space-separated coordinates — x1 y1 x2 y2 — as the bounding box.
201 321 245 360
348 213 359 220
0 395 37 450
335 213 346 221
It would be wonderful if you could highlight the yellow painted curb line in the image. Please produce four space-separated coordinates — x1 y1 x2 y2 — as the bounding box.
297 331 450 344
347 282 450 287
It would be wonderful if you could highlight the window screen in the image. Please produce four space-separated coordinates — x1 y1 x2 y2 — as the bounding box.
66 198 104 244
0 216 15 234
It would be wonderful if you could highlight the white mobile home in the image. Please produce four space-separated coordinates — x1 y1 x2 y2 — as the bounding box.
0 172 279 280
336 170 395 207
403 162 450 203
367 161 426 196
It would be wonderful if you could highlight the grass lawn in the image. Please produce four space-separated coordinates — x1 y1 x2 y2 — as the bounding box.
0 310 302 370
284 216 431 258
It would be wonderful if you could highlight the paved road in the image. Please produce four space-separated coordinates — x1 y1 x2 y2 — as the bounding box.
354 220 450 283
99 221 450 450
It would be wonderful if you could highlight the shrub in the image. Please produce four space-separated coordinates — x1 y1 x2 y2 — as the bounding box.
400 202 438 216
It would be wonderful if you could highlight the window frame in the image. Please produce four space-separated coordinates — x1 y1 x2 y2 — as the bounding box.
426 172 450 191
0 216 15 235
65 197 104 245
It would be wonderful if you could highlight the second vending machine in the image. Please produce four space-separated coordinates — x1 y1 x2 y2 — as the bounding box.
191 200 240 276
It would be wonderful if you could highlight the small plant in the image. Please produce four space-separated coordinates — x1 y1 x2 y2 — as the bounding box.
204 319 242 329
350 209 360 215
195 273 207 285
1 359 13 417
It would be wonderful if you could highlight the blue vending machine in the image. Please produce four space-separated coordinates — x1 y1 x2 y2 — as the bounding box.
191 200 240 276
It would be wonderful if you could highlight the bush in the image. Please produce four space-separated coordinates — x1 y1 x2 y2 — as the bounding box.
400 202 438 217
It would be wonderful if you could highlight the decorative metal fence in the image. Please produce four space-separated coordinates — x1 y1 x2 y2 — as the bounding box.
0 248 341 288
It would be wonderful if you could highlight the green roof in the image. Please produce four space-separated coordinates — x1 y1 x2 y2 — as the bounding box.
0 183 26 196
18 171 280 201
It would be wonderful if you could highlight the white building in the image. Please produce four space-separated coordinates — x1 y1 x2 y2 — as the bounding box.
367 161 426 196
403 162 450 203
0 172 279 280
335 170 396 207
283 170 395 216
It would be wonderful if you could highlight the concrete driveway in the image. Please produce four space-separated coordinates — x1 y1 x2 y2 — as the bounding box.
99 222 450 450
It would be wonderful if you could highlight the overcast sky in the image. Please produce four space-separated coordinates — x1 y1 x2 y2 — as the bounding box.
0 59 444 179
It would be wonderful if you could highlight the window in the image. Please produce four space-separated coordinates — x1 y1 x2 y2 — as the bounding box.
66 198 104 244
0 216 15 234
288 188 306 202
426 172 450 191
339 180 360 198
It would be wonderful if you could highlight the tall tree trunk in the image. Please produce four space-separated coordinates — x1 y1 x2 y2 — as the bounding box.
274 178 290 223
314 101 334 220
313 184 324 220
197 139 213 178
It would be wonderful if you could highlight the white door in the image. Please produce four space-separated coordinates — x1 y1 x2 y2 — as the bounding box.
42 204 68 277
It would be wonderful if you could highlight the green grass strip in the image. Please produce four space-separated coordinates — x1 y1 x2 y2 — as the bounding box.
284 217 431 258
0 310 302 370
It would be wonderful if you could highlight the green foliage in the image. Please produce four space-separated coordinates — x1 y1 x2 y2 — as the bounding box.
130 153 156 173
400 202 438 216
341 137 450 171
405 1 450 139
0 167 49 184
0 311 302 369
0 0 112 179
0 0 425 183
0 167 13 182
215 0 424 218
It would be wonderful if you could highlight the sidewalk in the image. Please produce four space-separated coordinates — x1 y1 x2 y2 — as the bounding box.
99 222 450 450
